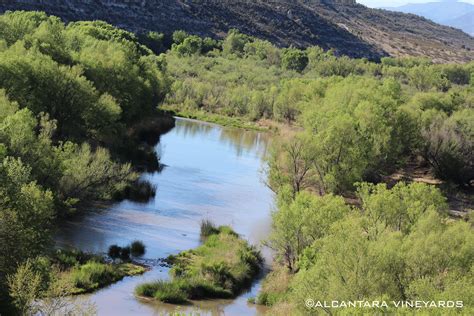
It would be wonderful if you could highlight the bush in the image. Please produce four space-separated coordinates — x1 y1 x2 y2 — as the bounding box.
118 181 156 203
120 247 131 261
130 240 146 257
281 48 308 72
108 245 122 259
54 249 101 269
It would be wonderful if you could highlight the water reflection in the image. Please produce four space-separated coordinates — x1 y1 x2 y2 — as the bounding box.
56 118 274 315
173 118 271 159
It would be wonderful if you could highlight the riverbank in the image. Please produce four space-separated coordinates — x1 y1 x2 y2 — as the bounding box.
135 222 263 304
53 249 147 295
161 106 271 132
54 117 274 315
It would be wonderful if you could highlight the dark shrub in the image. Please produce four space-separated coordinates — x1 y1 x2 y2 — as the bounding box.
120 246 131 261
130 240 146 257
116 180 157 203
108 245 122 259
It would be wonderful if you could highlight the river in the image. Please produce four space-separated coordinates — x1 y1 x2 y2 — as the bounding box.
56 118 275 316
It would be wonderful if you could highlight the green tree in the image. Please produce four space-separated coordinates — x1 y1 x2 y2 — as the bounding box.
173 35 203 56
269 190 349 272
55 142 136 213
281 48 308 72
7 259 43 315
222 29 251 57
420 108 474 185
357 182 447 235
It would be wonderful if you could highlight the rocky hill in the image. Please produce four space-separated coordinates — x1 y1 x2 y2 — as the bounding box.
0 0 473 62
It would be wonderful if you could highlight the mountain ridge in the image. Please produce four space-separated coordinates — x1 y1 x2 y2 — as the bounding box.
382 0 474 36
0 0 473 62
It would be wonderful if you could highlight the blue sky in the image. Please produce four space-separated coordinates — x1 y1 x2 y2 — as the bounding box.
358 0 474 8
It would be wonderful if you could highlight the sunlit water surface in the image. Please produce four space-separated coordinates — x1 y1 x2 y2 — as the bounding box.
56 118 274 316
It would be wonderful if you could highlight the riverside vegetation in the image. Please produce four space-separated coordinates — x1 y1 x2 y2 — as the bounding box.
0 10 473 315
135 221 262 304
0 11 171 315
158 29 474 314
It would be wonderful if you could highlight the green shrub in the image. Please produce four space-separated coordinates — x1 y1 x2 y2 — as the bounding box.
281 48 308 72
71 261 117 291
54 249 101 269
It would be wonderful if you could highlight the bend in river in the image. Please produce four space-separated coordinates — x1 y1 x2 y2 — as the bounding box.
56 118 275 315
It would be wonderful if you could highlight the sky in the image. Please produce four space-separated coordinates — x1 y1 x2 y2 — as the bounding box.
358 0 474 8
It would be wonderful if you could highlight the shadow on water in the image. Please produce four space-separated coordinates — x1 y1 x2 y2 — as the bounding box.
56 117 275 315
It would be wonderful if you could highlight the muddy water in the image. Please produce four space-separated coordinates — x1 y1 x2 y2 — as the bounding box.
56 118 275 316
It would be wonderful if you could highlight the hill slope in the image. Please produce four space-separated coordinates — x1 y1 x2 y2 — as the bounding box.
0 0 473 62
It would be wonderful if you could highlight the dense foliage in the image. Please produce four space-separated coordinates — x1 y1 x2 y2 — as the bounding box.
0 11 169 314
0 10 472 315
7 249 145 314
161 29 473 314
164 29 473 188
259 183 473 315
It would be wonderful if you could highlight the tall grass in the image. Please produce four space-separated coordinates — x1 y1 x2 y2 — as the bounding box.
200 219 220 238
136 281 187 304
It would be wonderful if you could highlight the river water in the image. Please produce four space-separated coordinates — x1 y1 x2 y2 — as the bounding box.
56 118 275 316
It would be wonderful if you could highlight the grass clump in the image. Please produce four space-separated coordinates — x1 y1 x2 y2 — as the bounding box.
51 248 146 295
200 219 220 238
136 281 188 304
71 261 117 291
200 220 238 239
70 260 146 294
136 223 262 303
